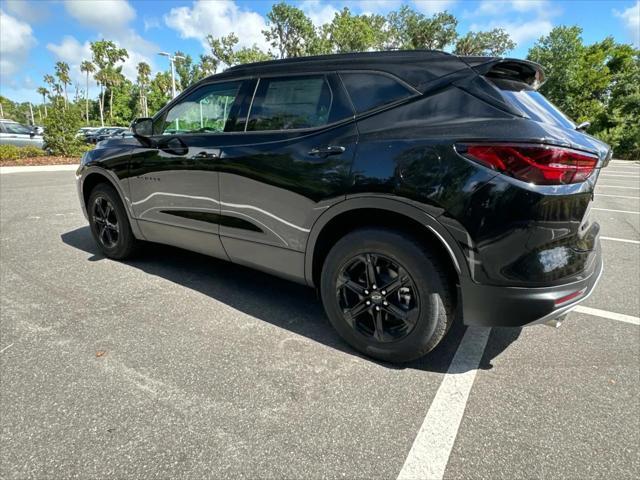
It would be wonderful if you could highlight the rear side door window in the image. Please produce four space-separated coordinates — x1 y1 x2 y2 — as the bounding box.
246 75 351 131
340 72 415 114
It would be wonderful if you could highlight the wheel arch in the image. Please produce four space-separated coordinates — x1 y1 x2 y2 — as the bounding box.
305 197 468 290
80 167 144 239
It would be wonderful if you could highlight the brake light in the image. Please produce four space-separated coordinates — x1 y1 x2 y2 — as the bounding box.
461 144 598 185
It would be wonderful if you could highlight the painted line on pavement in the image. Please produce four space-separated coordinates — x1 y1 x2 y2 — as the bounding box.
596 194 640 200
397 327 491 480
574 306 639 326
599 174 640 178
601 236 640 245
597 185 640 189
0 164 79 174
592 207 639 215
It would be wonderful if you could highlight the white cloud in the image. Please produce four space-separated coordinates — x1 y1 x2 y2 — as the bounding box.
143 16 161 32
614 1 640 47
58 0 158 86
0 9 37 79
470 18 553 45
164 0 268 51
300 0 338 27
4 0 49 23
64 0 135 31
412 1 457 15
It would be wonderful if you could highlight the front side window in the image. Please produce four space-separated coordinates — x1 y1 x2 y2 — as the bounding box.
160 81 241 135
247 76 333 131
340 72 415 114
3 123 32 135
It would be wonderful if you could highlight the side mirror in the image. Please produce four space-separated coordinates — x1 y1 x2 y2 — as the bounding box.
131 117 153 137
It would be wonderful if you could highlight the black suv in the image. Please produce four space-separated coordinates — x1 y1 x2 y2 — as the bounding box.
76 51 609 362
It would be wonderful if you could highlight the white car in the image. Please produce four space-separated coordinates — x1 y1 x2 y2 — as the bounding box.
0 120 44 148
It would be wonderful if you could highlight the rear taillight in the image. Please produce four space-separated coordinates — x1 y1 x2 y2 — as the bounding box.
459 143 599 185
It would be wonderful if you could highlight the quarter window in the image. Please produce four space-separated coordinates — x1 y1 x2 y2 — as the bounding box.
247 76 333 131
160 82 241 135
340 72 414 113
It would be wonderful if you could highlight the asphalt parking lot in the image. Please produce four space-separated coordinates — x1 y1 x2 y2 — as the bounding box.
1 161 638 479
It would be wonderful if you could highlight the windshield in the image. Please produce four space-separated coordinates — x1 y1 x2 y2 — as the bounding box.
492 78 575 130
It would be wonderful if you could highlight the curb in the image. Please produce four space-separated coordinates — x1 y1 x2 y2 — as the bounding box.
0 164 79 174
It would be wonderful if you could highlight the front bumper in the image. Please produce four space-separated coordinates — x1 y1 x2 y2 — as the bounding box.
461 244 603 327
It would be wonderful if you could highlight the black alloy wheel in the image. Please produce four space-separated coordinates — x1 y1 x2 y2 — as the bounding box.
321 228 454 363
87 183 138 260
92 196 119 249
336 253 420 343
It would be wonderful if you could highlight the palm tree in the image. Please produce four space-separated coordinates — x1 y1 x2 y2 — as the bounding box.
136 62 151 117
36 87 49 118
80 61 95 124
54 62 71 108
43 74 62 107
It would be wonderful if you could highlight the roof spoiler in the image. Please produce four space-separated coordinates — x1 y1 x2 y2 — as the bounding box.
461 57 545 90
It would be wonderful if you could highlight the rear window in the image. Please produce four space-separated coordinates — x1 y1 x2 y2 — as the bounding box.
247 76 333 131
493 78 575 129
340 72 414 114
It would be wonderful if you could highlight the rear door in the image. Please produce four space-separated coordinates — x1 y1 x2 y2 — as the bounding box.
217 73 357 280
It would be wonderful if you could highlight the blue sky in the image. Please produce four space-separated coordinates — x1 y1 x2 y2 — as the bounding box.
1 0 638 104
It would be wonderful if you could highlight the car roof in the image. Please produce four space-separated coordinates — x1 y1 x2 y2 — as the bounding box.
198 50 544 93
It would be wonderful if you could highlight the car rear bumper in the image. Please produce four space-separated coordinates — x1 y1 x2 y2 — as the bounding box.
460 243 603 327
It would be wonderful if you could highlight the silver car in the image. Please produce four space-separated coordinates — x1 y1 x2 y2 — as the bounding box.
0 120 44 148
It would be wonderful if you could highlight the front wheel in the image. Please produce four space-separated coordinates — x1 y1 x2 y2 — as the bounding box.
87 183 138 260
320 228 454 363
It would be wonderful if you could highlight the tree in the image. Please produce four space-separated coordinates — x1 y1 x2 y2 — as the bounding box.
207 33 239 68
454 28 515 56
136 61 151 117
324 8 386 53
207 33 273 69
198 54 218 77
80 60 95 124
147 71 173 114
263 2 316 58
43 103 86 156
36 87 49 118
54 61 71 108
386 7 458 50
528 26 640 158
90 40 128 126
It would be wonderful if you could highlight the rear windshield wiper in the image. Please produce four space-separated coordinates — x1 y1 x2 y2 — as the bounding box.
575 121 590 131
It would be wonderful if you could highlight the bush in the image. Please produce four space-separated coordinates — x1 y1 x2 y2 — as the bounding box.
43 103 86 156
0 145 46 161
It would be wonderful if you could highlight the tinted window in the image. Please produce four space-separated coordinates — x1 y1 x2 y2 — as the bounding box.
160 81 241 135
493 78 575 129
340 72 414 113
3 122 32 135
247 76 333 131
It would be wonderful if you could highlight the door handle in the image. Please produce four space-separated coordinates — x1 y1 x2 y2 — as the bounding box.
308 145 346 157
192 151 219 160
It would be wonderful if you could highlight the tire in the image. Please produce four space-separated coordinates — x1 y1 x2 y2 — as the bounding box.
320 228 454 363
87 183 138 260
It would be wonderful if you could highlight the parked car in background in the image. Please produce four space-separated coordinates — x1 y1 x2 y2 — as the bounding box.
76 50 610 362
0 119 44 148
85 127 126 144
77 127 99 139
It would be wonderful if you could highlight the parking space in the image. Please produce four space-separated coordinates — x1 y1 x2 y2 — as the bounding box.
1 163 638 479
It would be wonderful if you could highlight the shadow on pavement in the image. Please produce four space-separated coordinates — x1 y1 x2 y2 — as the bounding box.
61 226 521 373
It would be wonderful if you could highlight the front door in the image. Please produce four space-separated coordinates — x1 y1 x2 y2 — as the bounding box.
217 73 358 281
128 80 246 259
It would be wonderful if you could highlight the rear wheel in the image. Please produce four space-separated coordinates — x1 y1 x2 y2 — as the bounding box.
87 183 137 259
320 228 454 362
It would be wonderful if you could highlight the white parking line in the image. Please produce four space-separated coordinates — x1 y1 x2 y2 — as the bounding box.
596 194 640 199
597 185 640 189
574 306 640 326
592 208 640 215
601 236 640 245
397 327 491 480
599 174 640 178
